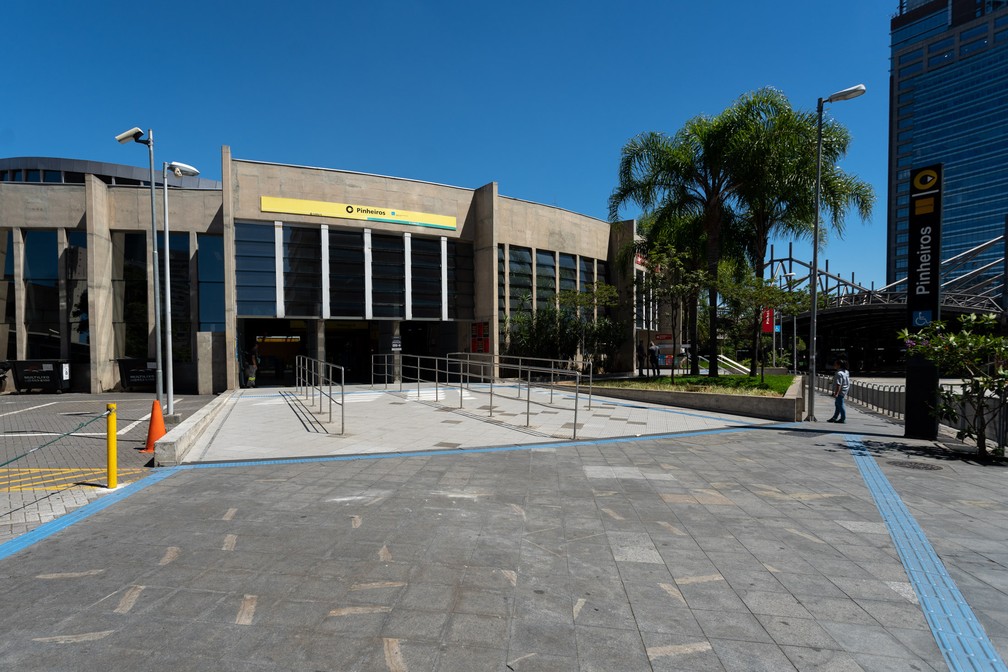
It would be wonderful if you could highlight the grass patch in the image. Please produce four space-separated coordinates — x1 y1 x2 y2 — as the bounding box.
596 374 795 397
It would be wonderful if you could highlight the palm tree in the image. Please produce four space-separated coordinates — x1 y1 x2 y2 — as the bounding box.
730 88 874 374
609 114 742 377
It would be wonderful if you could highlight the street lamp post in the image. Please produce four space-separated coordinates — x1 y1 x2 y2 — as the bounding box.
162 161 200 418
806 84 865 422
116 127 163 408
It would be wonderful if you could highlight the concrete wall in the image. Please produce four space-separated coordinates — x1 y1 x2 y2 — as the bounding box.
496 196 611 259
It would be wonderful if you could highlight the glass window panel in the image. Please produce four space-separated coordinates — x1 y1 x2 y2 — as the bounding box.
66 230 89 362
371 234 404 318
447 240 473 320
25 169 40 183
235 222 276 317
410 236 441 319
898 48 923 63
112 232 149 358
157 232 191 362
508 246 532 314
960 38 989 55
283 225 321 317
329 229 365 318
198 234 225 332
43 170 61 183
558 253 577 292
535 249 555 310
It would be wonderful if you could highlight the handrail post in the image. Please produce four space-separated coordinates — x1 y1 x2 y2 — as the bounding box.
417 355 421 400
328 363 333 424
588 363 593 411
526 367 531 427
489 371 494 417
573 374 580 440
341 365 345 434
106 403 117 489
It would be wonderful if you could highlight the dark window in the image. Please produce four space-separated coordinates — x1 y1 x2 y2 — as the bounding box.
23 230 59 358
43 170 61 183
498 245 506 329
112 232 149 358
329 229 365 318
66 230 89 364
11 170 22 182
25 169 40 183
64 172 85 184
411 236 441 319
283 225 321 317
535 249 556 310
235 222 276 317
2 230 15 359
559 253 577 292
371 234 404 318
197 234 225 332
158 232 192 362
447 240 473 320
508 246 532 314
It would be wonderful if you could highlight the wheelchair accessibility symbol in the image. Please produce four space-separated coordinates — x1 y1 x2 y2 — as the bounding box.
913 310 932 327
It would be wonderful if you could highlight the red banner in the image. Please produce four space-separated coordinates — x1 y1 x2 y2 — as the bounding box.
761 308 774 333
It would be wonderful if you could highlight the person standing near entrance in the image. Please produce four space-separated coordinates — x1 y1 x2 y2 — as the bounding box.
648 341 660 378
636 341 646 376
827 358 850 423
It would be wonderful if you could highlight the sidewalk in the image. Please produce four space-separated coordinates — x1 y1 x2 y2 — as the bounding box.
0 387 1004 671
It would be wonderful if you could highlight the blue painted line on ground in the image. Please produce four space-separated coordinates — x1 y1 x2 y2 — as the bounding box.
0 467 181 562
845 435 1007 672
180 422 801 470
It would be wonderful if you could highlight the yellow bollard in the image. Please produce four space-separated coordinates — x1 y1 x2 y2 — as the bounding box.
107 403 117 489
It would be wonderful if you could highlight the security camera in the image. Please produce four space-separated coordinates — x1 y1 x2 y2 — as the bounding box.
115 127 144 144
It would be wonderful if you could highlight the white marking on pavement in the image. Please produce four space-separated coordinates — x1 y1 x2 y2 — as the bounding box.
159 547 180 566
887 581 920 604
524 539 561 557
351 515 362 528
236 595 257 625
0 402 60 418
584 465 677 481
501 570 517 587
656 521 686 535
836 520 888 534
509 503 526 519
600 508 624 521
508 653 537 666
118 412 151 436
430 490 490 500
33 630 116 644
676 574 724 586
113 585 145 614
763 563 781 574
378 545 392 561
660 582 687 604
785 528 825 544
36 569 104 579
222 534 237 551
350 581 406 591
222 508 237 521
383 637 408 672
572 598 586 620
329 606 392 616
647 641 713 659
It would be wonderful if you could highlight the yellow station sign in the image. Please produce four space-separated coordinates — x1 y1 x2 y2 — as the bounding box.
260 196 456 231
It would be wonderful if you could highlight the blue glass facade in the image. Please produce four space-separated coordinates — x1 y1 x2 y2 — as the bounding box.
888 0 1008 284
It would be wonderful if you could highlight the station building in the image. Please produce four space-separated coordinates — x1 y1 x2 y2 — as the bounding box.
0 149 637 393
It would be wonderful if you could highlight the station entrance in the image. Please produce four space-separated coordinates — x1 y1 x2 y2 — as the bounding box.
237 319 465 386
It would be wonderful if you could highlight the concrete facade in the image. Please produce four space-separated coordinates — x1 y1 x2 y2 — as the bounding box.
1 150 636 394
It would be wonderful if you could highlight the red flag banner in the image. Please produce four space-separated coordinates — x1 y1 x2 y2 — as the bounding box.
761 308 774 333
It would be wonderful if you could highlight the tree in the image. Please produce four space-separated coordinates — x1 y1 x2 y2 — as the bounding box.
731 88 874 375
609 115 740 377
899 313 1008 459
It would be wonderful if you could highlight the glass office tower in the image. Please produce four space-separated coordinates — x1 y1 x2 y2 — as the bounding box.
888 0 1008 286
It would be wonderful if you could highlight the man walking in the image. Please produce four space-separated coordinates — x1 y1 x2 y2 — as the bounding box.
827 358 850 423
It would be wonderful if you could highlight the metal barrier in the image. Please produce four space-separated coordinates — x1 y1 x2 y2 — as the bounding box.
294 355 345 434
814 374 1008 450
369 352 585 439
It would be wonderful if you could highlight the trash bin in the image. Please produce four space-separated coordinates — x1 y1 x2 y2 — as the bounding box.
116 358 157 391
10 360 71 393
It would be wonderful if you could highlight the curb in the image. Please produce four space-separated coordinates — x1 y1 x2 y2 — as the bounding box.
154 391 236 466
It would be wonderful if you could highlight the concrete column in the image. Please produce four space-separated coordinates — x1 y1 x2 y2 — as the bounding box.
222 145 238 390
189 231 199 356
13 228 25 360
315 319 326 362
0 231 9 360
472 182 498 371
404 233 412 321
85 175 115 392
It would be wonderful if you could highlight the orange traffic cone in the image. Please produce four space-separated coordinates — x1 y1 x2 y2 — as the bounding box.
141 400 166 453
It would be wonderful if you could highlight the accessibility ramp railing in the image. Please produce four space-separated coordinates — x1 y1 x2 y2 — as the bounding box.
294 355 346 434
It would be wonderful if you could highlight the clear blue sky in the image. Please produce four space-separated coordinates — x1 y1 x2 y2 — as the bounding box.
3 0 893 288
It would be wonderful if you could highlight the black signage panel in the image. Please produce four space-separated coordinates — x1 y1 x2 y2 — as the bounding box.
906 164 943 331
905 163 942 440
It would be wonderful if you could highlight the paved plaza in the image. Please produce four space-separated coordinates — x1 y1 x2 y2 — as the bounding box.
0 384 1006 671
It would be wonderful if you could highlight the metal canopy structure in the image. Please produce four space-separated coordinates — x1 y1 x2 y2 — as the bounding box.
765 237 1005 373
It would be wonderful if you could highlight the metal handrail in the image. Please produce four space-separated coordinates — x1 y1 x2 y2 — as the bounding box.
294 355 345 434
370 352 584 439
